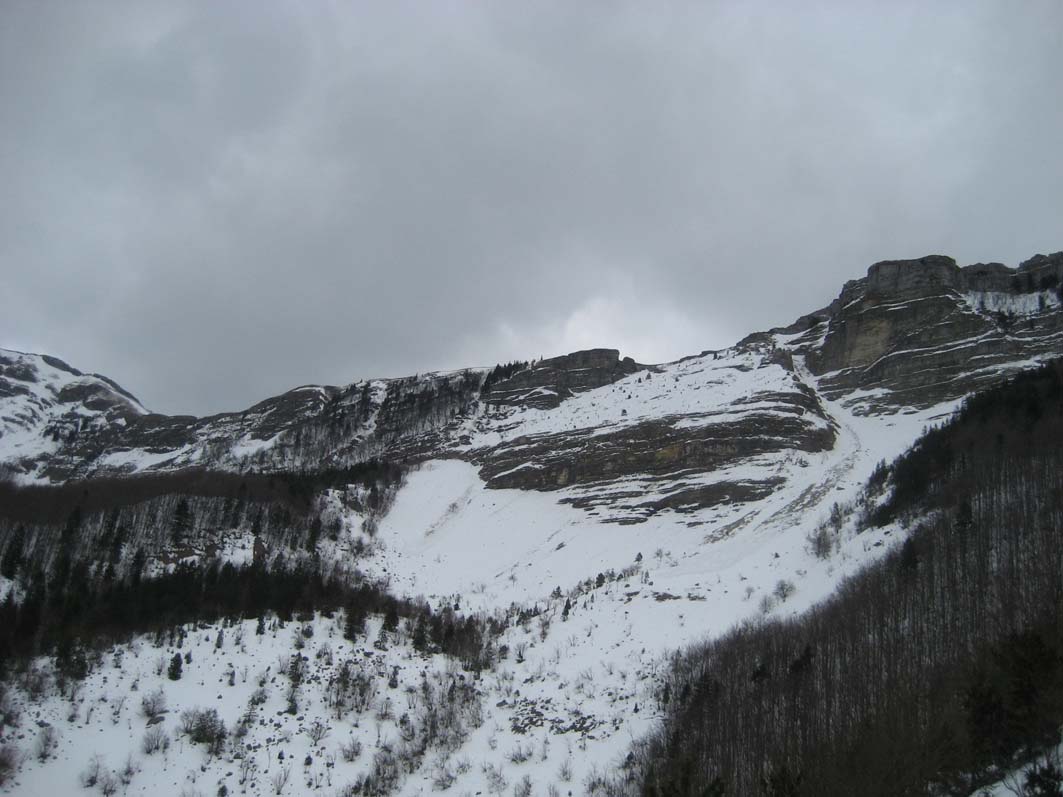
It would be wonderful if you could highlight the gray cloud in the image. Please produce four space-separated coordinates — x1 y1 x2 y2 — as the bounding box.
3 1 1062 414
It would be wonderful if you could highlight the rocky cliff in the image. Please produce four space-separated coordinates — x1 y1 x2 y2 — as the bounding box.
483 349 639 410
774 252 1063 413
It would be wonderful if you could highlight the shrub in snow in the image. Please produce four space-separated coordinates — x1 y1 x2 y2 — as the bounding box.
0 686 19 728
773 579 796 602
80 753 103 787
98 769 120 796
34 724 57 762
119 754 138 785
141 688 166 719
807 525 833 559
483 762 508 795
271 765 291 794
0 744 18 785
584 766 612 796
339 737 362 763
558 758 573 782
432 765 456 790
142 725 170 755
508 743 533 764
180 707 227 756
305 719 329 745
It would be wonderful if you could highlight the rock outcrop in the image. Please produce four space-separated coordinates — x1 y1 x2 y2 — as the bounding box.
785 253 1063 412
483 349 639 410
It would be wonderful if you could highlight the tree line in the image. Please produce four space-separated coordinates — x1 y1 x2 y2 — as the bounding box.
0 553 498 684
0 458 403 527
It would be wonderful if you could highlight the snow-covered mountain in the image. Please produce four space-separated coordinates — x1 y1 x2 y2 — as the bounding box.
2 250 1063 796
4 252 1062 514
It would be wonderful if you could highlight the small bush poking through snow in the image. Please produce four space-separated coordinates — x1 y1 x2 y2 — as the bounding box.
305 718 329 744
774 579 796 602
558 758 573 782
142 725 170 755
119 753 138 785
98 769 120 796
180 707 227 756
80 753 103 787
508 743 533 764
34 724 57 762
483 762 508 795
0 743 18 785
140 687 166 719
339 736 362 762
514 774 533 797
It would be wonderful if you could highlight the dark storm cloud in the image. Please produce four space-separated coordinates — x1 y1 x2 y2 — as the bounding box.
3 1 1062 414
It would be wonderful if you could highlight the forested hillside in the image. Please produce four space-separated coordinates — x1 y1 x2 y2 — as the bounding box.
631 361 1063 796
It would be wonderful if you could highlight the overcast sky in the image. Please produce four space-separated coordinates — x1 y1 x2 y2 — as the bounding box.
3 1 1062 415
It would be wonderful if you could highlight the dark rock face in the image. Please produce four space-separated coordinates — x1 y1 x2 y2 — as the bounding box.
861 253 1063 298
462 347 837 520
477 385 832 495
793 252 1063 412
477 409 833 518
484 349 639 410
864 254 960 297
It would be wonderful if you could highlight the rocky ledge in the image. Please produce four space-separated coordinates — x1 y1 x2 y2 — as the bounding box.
781 252 1063 412
483 349 639 410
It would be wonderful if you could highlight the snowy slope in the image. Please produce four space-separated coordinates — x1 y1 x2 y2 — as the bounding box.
6 439 943 797
0 349 146 477
0 350 961 797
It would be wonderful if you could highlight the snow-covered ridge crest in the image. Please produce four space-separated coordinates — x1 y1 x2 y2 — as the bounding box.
2 250 1062 503
0 348 147 480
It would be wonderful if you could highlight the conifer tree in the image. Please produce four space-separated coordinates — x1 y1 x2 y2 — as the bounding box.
0 526 25 579
171 499 192 545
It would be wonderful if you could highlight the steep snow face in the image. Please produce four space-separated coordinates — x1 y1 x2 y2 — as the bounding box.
366 366 953 619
